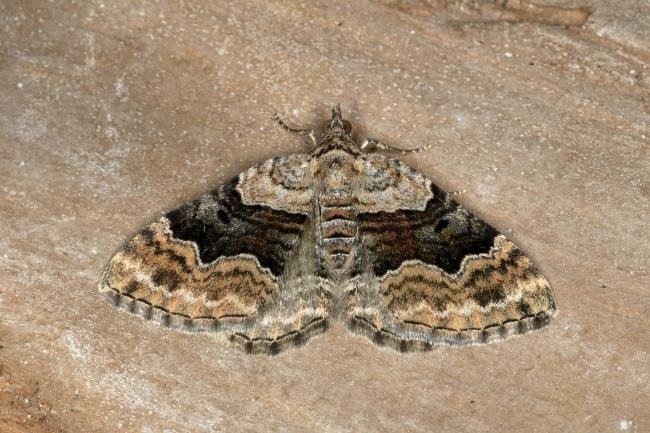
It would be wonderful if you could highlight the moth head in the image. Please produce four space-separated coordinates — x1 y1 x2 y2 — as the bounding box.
322 103 352 135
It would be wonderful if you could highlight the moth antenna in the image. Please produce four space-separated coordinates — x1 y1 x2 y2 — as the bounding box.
272 112 318 147
360 138 432 154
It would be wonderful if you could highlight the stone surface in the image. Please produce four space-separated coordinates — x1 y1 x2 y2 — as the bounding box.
0 1 648 432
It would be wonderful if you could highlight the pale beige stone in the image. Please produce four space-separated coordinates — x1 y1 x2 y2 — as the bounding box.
0 1 648 432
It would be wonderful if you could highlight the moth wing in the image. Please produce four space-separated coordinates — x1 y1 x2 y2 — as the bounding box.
99 154 332 354
347 153 557 351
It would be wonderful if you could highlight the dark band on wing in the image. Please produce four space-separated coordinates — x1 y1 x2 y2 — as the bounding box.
359 185 498 276
166 178 308 276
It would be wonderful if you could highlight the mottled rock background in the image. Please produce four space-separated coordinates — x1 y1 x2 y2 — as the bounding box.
0 1 648 432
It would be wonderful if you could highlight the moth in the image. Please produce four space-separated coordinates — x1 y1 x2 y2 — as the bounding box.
100 104 557 354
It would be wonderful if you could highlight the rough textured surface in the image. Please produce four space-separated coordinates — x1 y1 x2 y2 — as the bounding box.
0 1 648 432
